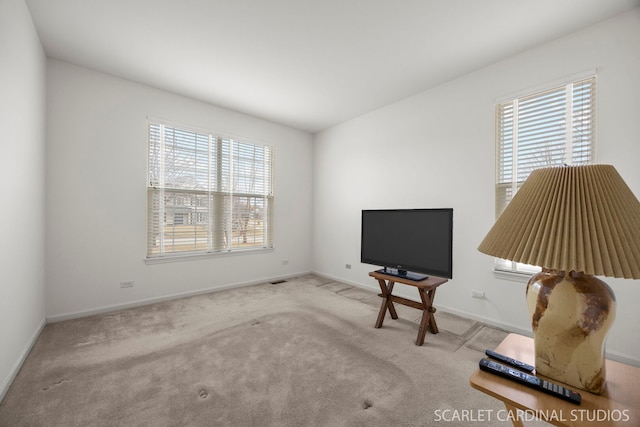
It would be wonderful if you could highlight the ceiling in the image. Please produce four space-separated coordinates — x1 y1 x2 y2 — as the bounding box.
25 0 640 133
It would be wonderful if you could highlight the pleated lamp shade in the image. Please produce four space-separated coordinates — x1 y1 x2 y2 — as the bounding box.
478 164 640 279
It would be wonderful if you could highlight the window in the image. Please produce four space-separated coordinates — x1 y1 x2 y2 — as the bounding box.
147 122 274 259
494 76 596 273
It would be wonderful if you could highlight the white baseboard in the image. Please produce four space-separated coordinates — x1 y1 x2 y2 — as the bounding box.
312 271 379 292
412 303 640 366
433 304 533 336
0 318 46 403
605 349 640 367
311 271 640 367
46 271 312 323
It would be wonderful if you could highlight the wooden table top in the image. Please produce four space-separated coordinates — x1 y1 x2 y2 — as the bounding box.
368 270 448 289
469 333 640 426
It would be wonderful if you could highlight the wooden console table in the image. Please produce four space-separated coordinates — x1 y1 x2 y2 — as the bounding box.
470 333 640 426
369 270 448 346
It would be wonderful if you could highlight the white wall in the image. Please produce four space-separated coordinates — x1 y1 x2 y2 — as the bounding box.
45 60 313 320
0 0 47 400
313 8 640 364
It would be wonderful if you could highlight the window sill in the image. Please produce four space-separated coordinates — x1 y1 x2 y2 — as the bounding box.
144 247 275 265
492 268 535 283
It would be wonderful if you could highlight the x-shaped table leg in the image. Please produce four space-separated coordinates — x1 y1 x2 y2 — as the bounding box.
375 278 398 328
416 287 438 346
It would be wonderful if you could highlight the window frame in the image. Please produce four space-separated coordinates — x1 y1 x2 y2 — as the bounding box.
146 120 274 263
493 74 596 275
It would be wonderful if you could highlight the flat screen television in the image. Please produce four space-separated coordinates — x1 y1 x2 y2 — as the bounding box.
361 208 453 280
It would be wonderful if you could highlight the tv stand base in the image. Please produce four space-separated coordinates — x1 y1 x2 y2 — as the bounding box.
369 270 448 346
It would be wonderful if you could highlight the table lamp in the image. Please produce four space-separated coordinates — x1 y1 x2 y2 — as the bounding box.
478 164 640 394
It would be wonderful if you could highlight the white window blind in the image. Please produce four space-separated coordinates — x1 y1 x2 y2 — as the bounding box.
495 76 596 273
147 122 274 258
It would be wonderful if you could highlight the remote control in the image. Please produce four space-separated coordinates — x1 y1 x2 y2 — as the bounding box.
479 358 581 405
485 349 535 373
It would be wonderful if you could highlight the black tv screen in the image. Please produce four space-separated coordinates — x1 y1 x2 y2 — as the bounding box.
361 208 453 280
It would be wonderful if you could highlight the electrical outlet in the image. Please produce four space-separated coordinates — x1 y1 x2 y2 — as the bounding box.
345 264 352 269
120 281 134 288
472 290 485 299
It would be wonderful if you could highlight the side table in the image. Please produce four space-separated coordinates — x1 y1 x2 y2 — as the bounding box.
469 333 640 426
369 270 448 346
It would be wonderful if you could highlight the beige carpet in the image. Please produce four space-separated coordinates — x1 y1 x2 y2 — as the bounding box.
0 275 549 426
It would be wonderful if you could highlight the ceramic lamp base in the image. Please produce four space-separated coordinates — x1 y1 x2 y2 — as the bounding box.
526 269 616 394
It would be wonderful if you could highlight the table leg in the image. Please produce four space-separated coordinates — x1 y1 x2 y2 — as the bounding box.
425 288 439 334
375 278 398 328
416 288 439 345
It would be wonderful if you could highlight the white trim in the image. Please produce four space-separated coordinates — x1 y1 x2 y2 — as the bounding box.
493 268 534 283
495 69 597 103
440 292 639 366
46 270 309 323
313 271 381 293
311 271 534 333
606 349 640 368
436 304 534 337
144 247 275 265
314 270 639 366
38 269 640 372
0 319 46 403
